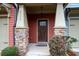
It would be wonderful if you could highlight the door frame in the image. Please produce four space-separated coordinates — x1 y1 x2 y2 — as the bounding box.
36 18 49 43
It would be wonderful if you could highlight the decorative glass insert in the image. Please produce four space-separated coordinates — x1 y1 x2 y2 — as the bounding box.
40 21 46 26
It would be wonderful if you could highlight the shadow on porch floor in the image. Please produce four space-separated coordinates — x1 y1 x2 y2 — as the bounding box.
25 43 50 56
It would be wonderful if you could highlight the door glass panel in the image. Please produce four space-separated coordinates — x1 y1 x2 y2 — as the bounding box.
40 21 46 26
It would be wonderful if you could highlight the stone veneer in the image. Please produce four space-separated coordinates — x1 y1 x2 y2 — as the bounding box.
15 28 29 56
54 28 67 36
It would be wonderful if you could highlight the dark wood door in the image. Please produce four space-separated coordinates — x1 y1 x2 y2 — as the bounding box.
38 20 48 42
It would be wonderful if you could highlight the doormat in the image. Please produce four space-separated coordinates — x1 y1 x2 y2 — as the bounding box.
36 43 47 47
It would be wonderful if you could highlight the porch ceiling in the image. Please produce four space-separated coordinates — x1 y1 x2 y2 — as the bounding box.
19 3 57 14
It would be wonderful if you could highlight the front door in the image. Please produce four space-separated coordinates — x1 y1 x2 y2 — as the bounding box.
38 20 48 42
0 18 9 50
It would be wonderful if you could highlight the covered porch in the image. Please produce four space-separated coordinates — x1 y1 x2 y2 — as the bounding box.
15 3 67 55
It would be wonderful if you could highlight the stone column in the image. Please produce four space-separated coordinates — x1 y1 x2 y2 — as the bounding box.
54 3 67 36
15 5 29 56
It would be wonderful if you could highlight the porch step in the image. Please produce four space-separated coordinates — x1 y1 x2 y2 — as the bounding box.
25 43 50 56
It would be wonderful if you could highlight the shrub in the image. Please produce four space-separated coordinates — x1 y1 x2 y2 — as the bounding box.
49 35 77 56
49 35 66 56
1 46 19 56
64 36 77 50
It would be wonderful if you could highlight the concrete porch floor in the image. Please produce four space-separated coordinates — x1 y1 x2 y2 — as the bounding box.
25 43 50 56
25 43 79 56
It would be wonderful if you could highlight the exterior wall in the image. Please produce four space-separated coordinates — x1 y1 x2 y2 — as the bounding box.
9 5 15 47
27 13 55 43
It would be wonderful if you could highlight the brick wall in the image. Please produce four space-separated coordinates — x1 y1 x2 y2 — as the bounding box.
9 5 15 47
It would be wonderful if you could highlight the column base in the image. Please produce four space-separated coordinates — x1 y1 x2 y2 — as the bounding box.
15 28 29 56
54 28 67 36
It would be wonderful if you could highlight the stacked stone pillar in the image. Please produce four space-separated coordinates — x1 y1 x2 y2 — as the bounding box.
54 4 68 55
15 5 29 55
15 28 29 55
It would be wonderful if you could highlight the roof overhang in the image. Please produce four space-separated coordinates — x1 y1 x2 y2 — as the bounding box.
65 3 79 8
